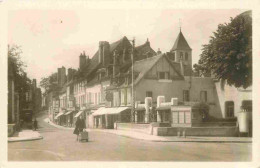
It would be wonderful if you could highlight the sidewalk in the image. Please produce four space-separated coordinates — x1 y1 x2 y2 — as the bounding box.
44 118 252 143
8 130 43 142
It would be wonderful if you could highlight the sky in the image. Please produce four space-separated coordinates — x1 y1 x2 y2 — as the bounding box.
8 9 246 85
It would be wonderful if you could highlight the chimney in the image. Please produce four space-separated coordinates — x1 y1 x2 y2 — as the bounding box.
79 51 87 69
103 41 110 66
113 50 119 78
67 68 73 81
58 66 66 87
33 79 37 89
99 41 110 66
146 38 150 46
99 42 103 64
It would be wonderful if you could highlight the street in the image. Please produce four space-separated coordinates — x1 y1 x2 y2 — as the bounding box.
8 112 252 161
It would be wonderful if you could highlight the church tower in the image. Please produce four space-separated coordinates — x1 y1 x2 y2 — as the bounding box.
169 30 192 76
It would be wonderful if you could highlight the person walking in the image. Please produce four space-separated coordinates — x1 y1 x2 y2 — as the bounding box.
73 115 86 141
33 118 38 131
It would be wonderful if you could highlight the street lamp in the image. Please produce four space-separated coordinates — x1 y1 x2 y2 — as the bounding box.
131 38 135 123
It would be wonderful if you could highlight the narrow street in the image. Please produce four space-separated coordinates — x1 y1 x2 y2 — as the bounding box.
8 112 251 161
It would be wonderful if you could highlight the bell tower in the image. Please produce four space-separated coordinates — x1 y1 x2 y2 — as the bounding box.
170 30 192 76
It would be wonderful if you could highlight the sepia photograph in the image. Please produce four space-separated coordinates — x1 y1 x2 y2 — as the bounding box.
2 0 259 167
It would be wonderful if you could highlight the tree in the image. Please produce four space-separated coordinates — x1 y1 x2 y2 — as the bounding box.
40 72 59 94
196 11 252 89
8 45 31 93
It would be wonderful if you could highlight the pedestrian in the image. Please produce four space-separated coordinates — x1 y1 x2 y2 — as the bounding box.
73 115 86 141
33 118 38 131
19 119 24 131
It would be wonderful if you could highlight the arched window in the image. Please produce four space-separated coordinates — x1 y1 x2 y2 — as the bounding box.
225 101 234 118
180 52 183 60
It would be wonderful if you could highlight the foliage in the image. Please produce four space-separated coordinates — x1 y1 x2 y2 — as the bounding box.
194 11 252 88
40 72 59 94
8 45 31 92
192 102 210 121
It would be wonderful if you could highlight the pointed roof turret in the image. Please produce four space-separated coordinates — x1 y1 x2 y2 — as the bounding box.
171 31 191 51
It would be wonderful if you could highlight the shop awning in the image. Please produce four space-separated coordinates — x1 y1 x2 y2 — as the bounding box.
110 107 130 115
92 107 106 116
92 107 130 116
74 111 83 118
156 106 171 111
135 107 146 111
65 111 73 115
54 112 64 119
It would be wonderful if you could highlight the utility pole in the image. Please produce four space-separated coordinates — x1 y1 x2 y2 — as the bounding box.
131 38 135 123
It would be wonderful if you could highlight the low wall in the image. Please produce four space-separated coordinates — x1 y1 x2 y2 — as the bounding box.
116 123 152 134
153 127 237 137
8 124 16 137
192 122 237 127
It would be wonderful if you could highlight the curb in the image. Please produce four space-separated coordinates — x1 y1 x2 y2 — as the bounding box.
44 118 252 143
93 131 252 143
8 136 43 143
44 118 74 130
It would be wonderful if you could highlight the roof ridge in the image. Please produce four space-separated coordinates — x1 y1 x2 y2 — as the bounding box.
134 54 161 63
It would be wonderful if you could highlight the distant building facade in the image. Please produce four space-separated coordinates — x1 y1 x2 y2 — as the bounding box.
46 31 251 131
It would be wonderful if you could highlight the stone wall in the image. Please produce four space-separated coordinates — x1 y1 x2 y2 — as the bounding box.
153 126 237 137
116 123 152 134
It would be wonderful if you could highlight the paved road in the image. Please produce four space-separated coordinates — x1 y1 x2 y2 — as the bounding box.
8 112 252 161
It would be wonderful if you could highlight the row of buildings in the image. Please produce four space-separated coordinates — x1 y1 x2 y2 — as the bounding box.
43 30 252 130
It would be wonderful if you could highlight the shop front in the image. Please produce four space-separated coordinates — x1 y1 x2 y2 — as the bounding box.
93 107 130 129
156 106 171 123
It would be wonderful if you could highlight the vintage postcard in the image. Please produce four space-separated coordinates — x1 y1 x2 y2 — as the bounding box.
1 0 260 168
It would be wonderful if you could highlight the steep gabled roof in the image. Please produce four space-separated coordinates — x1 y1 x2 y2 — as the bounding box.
171 31 191 51
129 54 184 86
85 36 129 78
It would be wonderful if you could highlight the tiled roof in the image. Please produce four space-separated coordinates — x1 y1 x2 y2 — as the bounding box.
75 36 159 87
135 41 156 61
81 36 129 80
171 31 191 51
132 54 163 86
85 36 130 86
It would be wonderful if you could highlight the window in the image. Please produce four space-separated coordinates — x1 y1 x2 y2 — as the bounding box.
172 52 176 61
200 91 207 102
98 92 101 104
225 101 234 118
180 52 183 60
185 52 188 61
95 93 97 105
120 89 127 106
183 90 190 102
146 91 153 98
158 72 170 80
125 77 129 85
90 92 93 103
